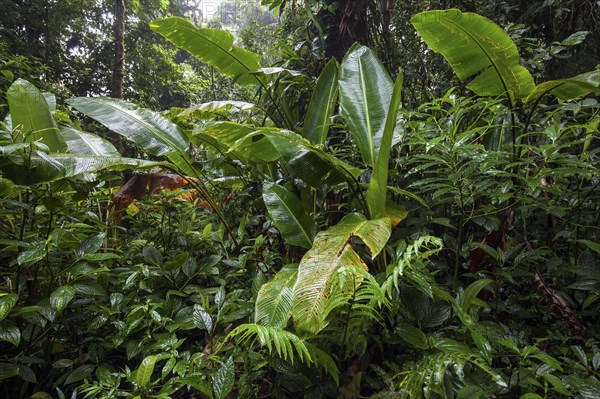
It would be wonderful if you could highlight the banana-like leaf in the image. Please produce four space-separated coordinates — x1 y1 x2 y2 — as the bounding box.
178 101 258 120
194 122 279 163
60 126 119 156
339 44 394 166
304 58 339 145
255 264 298 328
67 97 188 156
7 79 66 152
263 184 317 249
366 73 403 219
292 213 391 338
0 151 160 186
150 17 261 86
251 128 363 187
525 70 600 103
411 9 535 101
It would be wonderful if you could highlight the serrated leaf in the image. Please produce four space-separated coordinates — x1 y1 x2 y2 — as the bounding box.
137 355 157 388
50 286 76 313
213 356 235 399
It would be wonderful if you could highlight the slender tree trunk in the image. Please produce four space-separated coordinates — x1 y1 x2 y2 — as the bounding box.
112 0 125 99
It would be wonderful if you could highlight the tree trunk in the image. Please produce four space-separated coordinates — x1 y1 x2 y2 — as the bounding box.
112 0 125 99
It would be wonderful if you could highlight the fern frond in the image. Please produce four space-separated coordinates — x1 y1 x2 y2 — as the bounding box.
382 236 443 300
227 323 340 384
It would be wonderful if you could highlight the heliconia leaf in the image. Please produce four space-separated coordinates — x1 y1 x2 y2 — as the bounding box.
292 213 392 338
263 184 317 249
67 97 188 156
7 79 66 152
150 17 261 85
108 173 195 220
366 72 403 219
411 9 535 101
525 70 600 103
136 355 157 388
0 294 18 321
304 58 340 145
60 126 119 156
255 264 298 328
212 356 235 399
384 202 409 229
339 44 394 166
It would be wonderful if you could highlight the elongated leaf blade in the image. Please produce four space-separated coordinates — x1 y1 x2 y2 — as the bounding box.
411 9 535 101
136 355 157 388
67 97 188 156
255 264 298 328
304 58 339 144
292 213 391 338
525 70 600 103
339 44 394 166
150 17 261 85
367 72 403 219
263 184 317 249
213 357 235 399
7 79 66 151
60 127 119 156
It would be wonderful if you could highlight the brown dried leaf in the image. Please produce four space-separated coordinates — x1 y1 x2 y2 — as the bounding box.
108 173 195 220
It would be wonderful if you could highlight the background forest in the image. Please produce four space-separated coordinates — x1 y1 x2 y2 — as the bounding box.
1 0 599 398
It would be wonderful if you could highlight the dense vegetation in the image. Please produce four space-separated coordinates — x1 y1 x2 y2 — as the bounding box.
1 1 599 398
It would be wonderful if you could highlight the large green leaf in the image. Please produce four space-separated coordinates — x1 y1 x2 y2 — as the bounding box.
60 126 119 156
67 97 188 156
136 355 157 388
0 294 18 321
213 356 235 399
178 101 258 120
255 264 298 328
303 58 339 145
525 70 600 103
411 9 535 101
7 79 66 151
194 122 279 163
263 184 317 249
339 44 394 166
366 73 403 219
150 17 261 85
292 213 391 338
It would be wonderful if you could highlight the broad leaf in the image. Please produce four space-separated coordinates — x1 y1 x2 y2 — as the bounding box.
0 294 18 321
67 97 188 156
150 17 261 85
136 355 157 388
255 264 298 328
263 184 317 249
411 9 535 101
50 286 76 313
525 70 600 103
292 213 392 337
60 126 119 156
7 79 66 152
366 72 403 219
339 44 394 166
213 356 235 399
178 101 258 120
304 58 339 145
